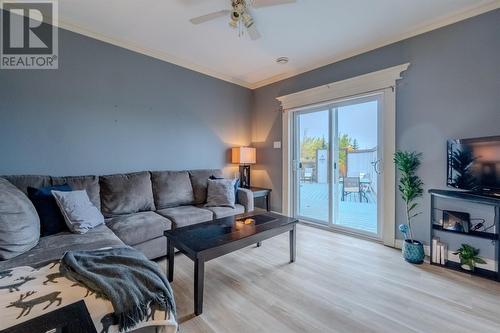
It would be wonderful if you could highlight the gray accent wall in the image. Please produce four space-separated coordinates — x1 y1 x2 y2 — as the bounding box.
0 27 252 176
251 9 500 245
1 9 499 249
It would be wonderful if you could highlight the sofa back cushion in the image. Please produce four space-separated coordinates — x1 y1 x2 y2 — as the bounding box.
2 175 51 195
0 178 40 260
99 172 155 217
51 175 101 210
188 169 223 204
151 171 194 209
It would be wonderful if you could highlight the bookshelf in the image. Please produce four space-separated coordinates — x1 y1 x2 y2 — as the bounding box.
429 189 500 281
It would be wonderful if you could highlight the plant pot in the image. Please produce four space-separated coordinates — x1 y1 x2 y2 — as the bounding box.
402 239 425 264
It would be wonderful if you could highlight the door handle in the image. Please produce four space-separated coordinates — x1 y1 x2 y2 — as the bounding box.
292 160 301 171
372 160 382 174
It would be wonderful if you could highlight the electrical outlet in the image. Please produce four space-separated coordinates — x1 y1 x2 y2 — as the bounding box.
273 141 281 149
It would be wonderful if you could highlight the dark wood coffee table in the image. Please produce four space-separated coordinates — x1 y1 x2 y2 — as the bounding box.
164 212 298 315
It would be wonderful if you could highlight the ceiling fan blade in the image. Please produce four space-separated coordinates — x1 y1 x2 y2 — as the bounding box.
251 0 296 8
247 24 261 40
189 9 231 24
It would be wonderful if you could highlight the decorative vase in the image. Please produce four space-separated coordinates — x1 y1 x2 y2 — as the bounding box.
402 239 425 264
461 264 473 271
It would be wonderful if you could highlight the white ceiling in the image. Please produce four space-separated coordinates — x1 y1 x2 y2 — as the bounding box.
57 0 500 89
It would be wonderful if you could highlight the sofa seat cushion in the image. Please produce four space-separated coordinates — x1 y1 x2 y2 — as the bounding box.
52 175 101 210
205 204 245 219
0 224 124 271
106 212 172 246
133 236 167 260
151 171 194 209
99 171 155 217
156 206 213 228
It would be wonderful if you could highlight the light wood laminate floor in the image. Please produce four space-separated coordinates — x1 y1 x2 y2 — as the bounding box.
158 224 500 333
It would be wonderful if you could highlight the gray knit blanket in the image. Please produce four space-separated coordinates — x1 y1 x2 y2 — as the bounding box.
60 247 176 332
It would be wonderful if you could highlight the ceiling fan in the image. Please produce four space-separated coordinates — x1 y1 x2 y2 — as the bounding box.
189 0 296 40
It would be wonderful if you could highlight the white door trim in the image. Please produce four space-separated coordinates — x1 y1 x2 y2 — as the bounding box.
279 63 410 247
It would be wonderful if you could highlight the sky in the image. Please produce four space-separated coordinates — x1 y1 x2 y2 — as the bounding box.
299 100 378 149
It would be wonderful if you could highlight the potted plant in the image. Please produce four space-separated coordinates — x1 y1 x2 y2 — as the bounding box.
394 151 424 264
453 244 486 271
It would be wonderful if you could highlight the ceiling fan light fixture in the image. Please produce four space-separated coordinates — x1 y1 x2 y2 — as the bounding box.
276 57 289 64
231 11 240 23
189 0 297 40
241 12 254 28
229 20 238 28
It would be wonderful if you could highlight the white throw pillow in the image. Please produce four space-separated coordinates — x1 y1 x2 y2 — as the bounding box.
51 190 104 234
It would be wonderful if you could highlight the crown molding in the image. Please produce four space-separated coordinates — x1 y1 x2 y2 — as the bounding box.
49 1 499 90
53 19 255 89
249 1 500 89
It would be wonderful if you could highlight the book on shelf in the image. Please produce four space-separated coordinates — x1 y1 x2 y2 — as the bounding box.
432 238 438 263
432 238 447 264
440 243 447 265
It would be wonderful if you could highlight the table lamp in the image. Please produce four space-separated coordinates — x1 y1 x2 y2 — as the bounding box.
232 147 256 188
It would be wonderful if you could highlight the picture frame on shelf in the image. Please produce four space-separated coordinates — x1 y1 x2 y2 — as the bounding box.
442 210 470 233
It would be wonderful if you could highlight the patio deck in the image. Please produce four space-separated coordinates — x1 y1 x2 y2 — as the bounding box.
298 183 377 234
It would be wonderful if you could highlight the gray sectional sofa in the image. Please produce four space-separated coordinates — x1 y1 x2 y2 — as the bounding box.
0 169 254 270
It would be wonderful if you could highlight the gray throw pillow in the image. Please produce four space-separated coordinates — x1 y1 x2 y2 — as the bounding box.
205 179 237 208
188 169 223 204
0 178 40 260
52 190 104 234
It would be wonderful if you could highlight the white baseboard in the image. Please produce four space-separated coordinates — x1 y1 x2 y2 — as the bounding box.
395 239 431 255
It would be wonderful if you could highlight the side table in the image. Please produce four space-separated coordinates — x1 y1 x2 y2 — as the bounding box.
247 186 272 247
248 186 272 212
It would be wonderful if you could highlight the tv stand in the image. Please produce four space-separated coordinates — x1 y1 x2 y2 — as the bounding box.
429 189 500 281
430 189 500 205
477 191 500 198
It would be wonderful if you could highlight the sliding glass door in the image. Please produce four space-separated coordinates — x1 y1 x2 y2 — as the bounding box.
293 94 382 238
294 107 330 225
334 97 380 235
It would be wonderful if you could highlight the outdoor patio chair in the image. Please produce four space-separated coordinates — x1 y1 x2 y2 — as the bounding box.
342 176 368 202
303 167 314 182
360 173 372 194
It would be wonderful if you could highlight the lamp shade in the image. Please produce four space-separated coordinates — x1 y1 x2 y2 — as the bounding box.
232 147 256 164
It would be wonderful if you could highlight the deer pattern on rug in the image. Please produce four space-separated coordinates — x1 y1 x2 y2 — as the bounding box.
0 262 177 333
7 291 62 318
0 276 35 292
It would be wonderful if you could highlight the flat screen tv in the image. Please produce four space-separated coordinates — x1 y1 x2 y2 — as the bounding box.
447 136 500 195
